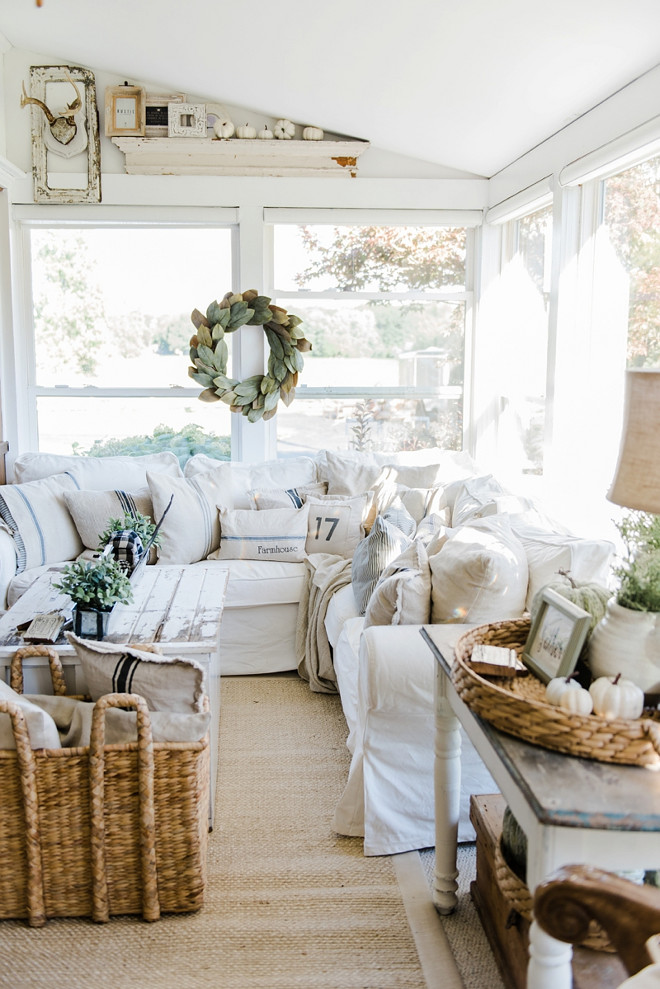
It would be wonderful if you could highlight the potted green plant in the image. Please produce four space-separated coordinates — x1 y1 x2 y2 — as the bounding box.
588 510 660 692
53 557 133 639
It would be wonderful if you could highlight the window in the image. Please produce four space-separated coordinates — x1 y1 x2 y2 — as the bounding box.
496 204 552 478
25 223 234 462
270 221 471 457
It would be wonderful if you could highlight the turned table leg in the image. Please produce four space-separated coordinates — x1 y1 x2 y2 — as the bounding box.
433 662 462 914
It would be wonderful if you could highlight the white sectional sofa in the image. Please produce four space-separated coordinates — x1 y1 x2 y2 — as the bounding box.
0 446 615 856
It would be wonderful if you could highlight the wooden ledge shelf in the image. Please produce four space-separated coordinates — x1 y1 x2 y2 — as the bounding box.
112 137 370 177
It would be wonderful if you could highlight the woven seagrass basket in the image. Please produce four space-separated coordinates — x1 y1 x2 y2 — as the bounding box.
0 646 209 927
452 619 660 768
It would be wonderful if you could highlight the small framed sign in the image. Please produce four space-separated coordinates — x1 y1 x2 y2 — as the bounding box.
105 84 145 137
522 587 591 683
168 102 207 138
145 92 186 137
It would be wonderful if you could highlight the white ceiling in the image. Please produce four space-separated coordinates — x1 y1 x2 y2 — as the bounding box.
2 0 660 177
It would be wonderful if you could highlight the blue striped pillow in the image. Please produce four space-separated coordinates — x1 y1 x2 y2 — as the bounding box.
351 516 411 615
0 473 83 572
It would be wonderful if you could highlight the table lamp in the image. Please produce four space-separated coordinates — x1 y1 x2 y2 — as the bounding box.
607 368 660 513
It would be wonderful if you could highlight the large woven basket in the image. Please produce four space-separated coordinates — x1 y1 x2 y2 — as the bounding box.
452 619 660 768
0 647 209 927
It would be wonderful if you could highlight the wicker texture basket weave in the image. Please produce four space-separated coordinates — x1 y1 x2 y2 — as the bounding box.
0 647 209 927
452 619 660 768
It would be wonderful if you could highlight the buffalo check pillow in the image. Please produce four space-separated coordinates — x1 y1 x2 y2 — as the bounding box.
66 633 206 713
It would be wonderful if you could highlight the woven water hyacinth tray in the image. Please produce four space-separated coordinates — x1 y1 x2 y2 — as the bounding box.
452 618 660 768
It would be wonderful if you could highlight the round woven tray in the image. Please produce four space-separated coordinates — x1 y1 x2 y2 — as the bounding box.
452 619 660 768
494 836 613 952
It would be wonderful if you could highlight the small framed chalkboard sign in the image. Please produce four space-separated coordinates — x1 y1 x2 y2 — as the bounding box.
144 93 186 137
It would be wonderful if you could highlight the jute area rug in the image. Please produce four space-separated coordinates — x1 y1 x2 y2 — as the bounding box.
0 676 431 989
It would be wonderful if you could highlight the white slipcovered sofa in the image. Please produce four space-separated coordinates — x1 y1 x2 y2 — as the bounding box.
0 446 614 856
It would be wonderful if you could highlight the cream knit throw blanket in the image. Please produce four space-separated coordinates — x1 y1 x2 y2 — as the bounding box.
296 553 352 693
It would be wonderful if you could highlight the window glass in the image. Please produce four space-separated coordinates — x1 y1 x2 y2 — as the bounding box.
29 226 233 459
272 223 468 456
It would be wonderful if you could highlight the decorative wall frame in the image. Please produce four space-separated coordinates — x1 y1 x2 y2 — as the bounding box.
22 65 101 204
168 103 207 138
145 92 186 137
104 84 145 137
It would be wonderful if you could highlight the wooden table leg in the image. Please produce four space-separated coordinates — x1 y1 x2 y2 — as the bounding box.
433 661 462 914
526 837 574 989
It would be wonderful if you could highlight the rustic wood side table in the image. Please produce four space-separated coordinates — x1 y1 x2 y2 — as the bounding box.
421 625 660 989
0 565 229 827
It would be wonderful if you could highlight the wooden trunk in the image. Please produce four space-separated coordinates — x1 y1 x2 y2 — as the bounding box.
469 793 628 989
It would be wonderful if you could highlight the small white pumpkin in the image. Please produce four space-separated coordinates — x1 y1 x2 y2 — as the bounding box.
302 125 324 141
545 677 593 715
274 118 295 140
257 125 274 140
589 673 645 720
236 123 257 140
213 117 235 139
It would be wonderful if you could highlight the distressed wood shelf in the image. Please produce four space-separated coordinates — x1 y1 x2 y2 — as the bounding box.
111 137 370 177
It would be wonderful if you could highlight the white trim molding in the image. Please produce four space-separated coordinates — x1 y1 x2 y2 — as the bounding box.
485 176 553 225
559 115 660 187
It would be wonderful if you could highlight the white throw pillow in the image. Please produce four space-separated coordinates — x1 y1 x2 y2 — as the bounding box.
509 517 615 611
451 475 534 527
0 679 61 750
351 515 411 614
210 506 309 563
183 455 318 508
248 481 328 509
317 451 387 496
66 633 206 712
13 451 182 489
430 516 528 624
305 494 368 557
364 539 431 627
64 487 154 553
0 473 83 572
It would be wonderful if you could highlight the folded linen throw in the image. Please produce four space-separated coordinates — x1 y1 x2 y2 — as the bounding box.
296 553 352 694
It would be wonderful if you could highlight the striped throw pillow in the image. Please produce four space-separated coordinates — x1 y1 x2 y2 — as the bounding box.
351 515 411 615
64 487 154 553
0 473 83 573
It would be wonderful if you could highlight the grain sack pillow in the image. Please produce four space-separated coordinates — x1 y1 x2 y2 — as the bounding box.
183 455 318 507
304 494 369 557
66 633 206 713
0 679 61 750
210 505 309 562
0 473 83 573
351 515 411 615
64 487 154 554
429 516 528 624
364 539 431 628
147 468 231 564
317 450 387 497
248 481 328 509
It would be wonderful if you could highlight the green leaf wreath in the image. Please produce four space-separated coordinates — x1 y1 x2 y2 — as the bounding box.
188 290 312 423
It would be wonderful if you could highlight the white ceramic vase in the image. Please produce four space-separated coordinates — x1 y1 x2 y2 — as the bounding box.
588 599 660 693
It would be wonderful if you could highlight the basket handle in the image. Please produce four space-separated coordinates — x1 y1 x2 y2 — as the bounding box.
0 699 46 927
11 646 67 696
88 693 160 923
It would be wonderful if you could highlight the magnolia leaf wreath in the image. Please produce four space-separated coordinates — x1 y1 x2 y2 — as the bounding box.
188 290 311 423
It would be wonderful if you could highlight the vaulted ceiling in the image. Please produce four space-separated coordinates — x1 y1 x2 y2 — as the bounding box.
2 0 660 177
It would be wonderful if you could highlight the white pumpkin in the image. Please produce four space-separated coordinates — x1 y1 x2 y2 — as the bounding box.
257 125 274 140
302 125 324 141
236 123 257 140
545 677 593 715
589 673 645 720
213 118 235 139
274 118 295 140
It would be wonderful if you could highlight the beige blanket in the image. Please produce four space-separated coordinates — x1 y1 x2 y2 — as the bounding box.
296 554 352 694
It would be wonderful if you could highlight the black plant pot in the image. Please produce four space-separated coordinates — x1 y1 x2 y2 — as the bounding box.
73 605 113 639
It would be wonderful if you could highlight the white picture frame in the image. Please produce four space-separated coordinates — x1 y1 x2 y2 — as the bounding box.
168 102 207 138
522 587 591 683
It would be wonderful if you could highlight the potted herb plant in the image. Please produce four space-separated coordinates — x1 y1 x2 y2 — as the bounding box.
53 557 133 639
588 510 660 692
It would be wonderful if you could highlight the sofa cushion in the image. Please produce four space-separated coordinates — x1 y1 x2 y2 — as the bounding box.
213 506 309 562
364 539 431 627
248 481 327 509
196 559 305 608
316 450 391 496
305 494 368 557
13 451 182 489
325 583 361 647
66 633 206 713
351 516 411 615
64 487 154 553
451 475 534 527
0 473 83 573
183 455 318 508
430 515 528 624
0 679 61 750
509 516 615 611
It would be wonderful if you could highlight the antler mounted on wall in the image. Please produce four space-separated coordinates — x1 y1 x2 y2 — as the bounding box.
21 65 101 204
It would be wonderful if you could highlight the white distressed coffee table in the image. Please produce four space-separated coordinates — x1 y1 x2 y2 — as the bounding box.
0 564 229 827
